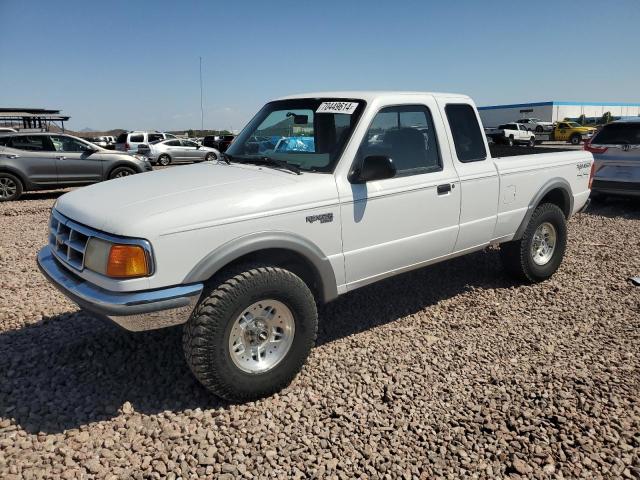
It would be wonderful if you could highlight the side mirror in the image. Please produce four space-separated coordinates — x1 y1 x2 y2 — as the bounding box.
350 155 396 183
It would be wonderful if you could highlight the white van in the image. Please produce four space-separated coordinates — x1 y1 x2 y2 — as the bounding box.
115 131 176 154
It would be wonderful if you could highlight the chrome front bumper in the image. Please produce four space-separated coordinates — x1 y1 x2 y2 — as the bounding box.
37 247 203 332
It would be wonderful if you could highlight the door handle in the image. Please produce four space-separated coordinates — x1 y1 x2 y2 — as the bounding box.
6 154 20 159
55 155 67 160
437 183 452 195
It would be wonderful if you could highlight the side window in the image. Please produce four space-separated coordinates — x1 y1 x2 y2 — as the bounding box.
182 140 198 147
9 135 53 151
165 140 181 146
359 105 441 175
445 104 487 163
50 135 93 152
147 133 163 143
129 134 144 142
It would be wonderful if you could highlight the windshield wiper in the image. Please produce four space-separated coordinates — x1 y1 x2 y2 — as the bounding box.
238 156 302 175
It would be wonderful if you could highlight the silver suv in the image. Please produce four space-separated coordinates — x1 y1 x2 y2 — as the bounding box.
0 132 152 201
585 119 640 198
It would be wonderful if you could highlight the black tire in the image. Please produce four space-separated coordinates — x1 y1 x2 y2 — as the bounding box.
158 154 171 166
507 136 514 147
0 172 23 201
500 203 567 283
535 125 544 133
528 137 536 148
204 152 217 162
183 265 318 401
570 134 581 145
108 166 136 180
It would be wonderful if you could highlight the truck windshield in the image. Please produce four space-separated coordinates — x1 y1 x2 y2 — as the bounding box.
226 98 366 172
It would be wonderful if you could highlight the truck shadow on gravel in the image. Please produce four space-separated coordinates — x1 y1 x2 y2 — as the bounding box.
0 250 514 434
583 196 640 220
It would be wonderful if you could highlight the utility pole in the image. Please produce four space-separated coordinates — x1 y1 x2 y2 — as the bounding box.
199 56 204 132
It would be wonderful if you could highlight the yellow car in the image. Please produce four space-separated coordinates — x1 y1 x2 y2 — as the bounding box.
553 121 596 145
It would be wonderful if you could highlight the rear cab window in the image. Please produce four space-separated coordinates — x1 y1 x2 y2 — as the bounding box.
445 104 487 162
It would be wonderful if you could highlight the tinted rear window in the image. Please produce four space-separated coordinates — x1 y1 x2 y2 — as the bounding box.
130 134 144 142
593 123 640 145
117 133 127 143
445 104 487 162
10 135 51 151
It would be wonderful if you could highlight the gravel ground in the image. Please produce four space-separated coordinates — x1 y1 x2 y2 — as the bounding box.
0 189 639 479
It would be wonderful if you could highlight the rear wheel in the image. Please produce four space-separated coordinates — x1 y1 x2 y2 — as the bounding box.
535 125 544 133
109 167 136 179
158 154 171 166
0 173 23 201
183 265 318 401
570 134 581 145
500 203 567 283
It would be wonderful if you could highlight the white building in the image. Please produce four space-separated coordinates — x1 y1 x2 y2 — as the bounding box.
478 101 640 128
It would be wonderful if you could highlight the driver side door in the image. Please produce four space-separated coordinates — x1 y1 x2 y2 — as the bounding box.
181 140 202 161
50 135 103 184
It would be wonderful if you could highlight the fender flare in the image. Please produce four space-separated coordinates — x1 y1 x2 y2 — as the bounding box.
513 178 573 241
183 231 339 303
0 166 31 190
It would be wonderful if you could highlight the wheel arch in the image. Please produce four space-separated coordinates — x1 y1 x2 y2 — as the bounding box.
513 179 573 240
106 161 140 179
183 232 339 304
0 166 30 190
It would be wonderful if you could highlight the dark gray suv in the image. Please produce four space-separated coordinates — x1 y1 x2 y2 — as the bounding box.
0 132 153 201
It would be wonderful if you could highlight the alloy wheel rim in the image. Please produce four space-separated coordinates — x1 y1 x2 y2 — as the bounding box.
531 221 557 266
0 177 17 198
115 170 131 178
228 299 295 374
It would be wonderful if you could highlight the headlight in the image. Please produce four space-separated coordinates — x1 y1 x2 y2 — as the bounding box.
85 238 151 278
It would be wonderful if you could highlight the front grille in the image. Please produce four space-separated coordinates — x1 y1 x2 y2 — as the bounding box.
49 211 91 270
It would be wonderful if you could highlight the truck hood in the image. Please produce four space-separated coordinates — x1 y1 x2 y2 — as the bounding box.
54 163 338 238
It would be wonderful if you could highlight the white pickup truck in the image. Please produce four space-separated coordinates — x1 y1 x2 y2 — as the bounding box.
486 123 537 147
38 92 593 401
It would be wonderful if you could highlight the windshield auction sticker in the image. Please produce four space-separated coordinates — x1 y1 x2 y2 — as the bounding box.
316 102 359 114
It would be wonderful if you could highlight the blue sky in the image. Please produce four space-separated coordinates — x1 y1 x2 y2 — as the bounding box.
1 0 638 132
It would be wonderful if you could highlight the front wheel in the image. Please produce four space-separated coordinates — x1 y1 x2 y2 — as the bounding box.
507 136 514 147
157 155 171 166
535 125 544 133
204 152 217 162
570 134 582 145
183 265 318 401
500 203 567 283
109 167 136 179
528 137 536 148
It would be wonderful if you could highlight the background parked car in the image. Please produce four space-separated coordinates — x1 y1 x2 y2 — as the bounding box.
139 138 220 166
585 118 640 198
89 136 110 149
0 132 152 201
486 123 536 146
0 127 17 133
202 134 235 152
516 117 554 133
553 121 596 145
115 131 177 154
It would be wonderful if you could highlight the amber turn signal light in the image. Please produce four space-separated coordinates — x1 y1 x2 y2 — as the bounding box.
106 244 149 278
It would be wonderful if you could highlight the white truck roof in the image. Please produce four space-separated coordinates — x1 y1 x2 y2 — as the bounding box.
277 91 472 103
